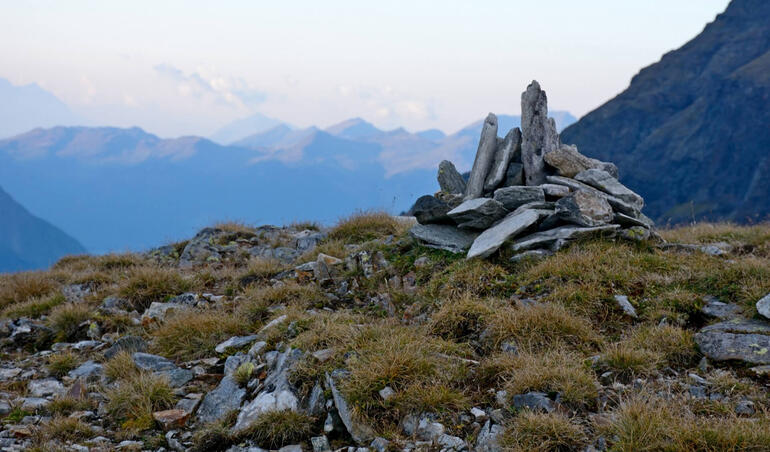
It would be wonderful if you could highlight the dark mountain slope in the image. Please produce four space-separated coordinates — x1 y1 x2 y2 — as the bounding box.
0 185 86 272
560 0 770 224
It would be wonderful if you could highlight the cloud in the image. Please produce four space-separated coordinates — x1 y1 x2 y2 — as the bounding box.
153 63 266 109
336 83 438 126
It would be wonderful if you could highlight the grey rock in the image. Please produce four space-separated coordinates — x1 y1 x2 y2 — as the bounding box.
278 446 302 452
476 420 503 452
28 379 66 398
197 376 246 424
104 335 147 360
142 302 189 322
546 175 642 217
735 400 755 415
512 391 555 412
411 195 452 225
543 143 618 178
521 81 559 186
179 227 224 268
540 183 570 198
575 169 644 210
659 242 732 256
510 249 553 263
511 224 620 253
614 295 638 318
370 437 390 452
416 416 445 441
0 400 10 416
556 190 613 227
215 335 258 354
248 341 268 357
233 389 299 433
175 395 202 416
614 212 655 229
467 209 541 259
701 296 742 320
224 353 252 377
492 186 546 211
409 224 478 254
503 162 524 186
20 397 50 411
378 386 395 401
307 383 326 416
465 113 498 199
326 371 376 444
160 367 194 388
132 353 176 372
447 198 508 230
437 160 466 194
67 361 103 381
484 127 522 192
757 293 770 320
311 436 332 452
437 433 466 451
695 319 770 364
100 296 131 312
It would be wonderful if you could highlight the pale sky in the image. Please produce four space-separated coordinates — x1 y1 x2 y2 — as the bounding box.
0 0 731 137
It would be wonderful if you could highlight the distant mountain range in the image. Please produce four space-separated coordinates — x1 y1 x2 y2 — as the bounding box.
0 185 85 272
561 0 770 224
0 78 82 139
0 112 575 257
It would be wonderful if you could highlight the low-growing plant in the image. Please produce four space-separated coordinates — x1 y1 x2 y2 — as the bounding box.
329 210 402 243
150 310 247 360
501 411 588 452
233 362 255 386
0 271 58 309
47 303 92 342
47 350 80 377
118 266 191 311
1 293 66 319
47 395 96 416
104 351 140 381
429 295 496 341
241 410 314 449
104 372 175 431
190 411 238 452
35 416 94 442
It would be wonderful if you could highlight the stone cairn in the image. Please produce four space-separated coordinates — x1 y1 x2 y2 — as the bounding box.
409 80 656 260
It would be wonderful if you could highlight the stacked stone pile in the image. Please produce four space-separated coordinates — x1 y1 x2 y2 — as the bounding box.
409 80 656 260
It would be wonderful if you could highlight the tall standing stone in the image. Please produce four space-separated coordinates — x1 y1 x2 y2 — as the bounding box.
437 160 467 194
484 127 522 192
521 81 559 186
464 113 498 200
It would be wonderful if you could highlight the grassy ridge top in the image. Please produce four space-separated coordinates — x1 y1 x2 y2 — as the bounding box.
1 215 769 451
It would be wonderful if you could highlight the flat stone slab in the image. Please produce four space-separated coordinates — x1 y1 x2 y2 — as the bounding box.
492 186 545 210
447 198 508 230
575 169 643 210
547 175 641 217
409 224 478 254
467 209 541 259
197 376 247 424
695 330 770 365
555 190 613 227
511 224 620 252
543 143 618 178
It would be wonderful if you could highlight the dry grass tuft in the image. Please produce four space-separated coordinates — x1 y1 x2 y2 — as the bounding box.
104 372 175 431
429 295 497 341
241 410 315 449
104 351 140 381
0 271 59 309
35 416 94 442
47 351 80 378
329 211 403 243
118 266 191 311
150 310 247 360
425 258 510 299
1 293 66 319
501 411 587 452
47 303 93 342
238 257 288 286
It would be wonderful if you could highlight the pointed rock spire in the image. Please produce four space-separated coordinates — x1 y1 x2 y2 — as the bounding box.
521 80 559 185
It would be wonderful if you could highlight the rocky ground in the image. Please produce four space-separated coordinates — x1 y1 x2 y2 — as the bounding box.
0 216 769 451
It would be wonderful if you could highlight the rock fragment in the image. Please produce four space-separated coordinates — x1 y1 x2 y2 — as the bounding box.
492 186 546 210
447 198 508 230
467 209 541 259
543 143 618 178
437 160 466 194
409 224 478 253
521 81 559 185
465 113 498 199
555 190 613 227
484 127 522 192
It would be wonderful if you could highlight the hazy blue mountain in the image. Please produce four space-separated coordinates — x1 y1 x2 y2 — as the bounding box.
0 185 86 273
560 0 770 224
0 77 82 139
0 127 436 254
210 112 290 145
416 129 446 141
325 118 384 140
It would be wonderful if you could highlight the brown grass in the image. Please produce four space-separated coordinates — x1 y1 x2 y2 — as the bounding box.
150 310 247 360
501 411 587 452
1 293 66 319
0 271 59 309
47 303 93 342
329 210 404 243
104 372 175 431
117 266 191 311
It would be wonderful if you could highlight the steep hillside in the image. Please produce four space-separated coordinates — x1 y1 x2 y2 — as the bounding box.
0 216 768 451
561 0 770 224
0 185 85 272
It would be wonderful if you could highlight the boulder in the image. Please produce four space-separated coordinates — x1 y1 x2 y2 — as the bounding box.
540 183 570 198
574 169 643 210
511 224 620 253
215 335 258 354
409 224 478 254
695 319 770 365
614 295 638 318
493 186 546 210
232 389 299 433
555 190 613 227
520 81 559 185
437 160 467 194
28 379 66 398
410 195 452 225
326 371 376 444
503 162 524 186
512 392 555 413
543 143 618 178
701 296 742 320
104 335 147 360
757 293 770 320
197 376 247 424
476 420 503 452
465 113 499 199
467 209 542 259
484 127 522 192
447 198 508 230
